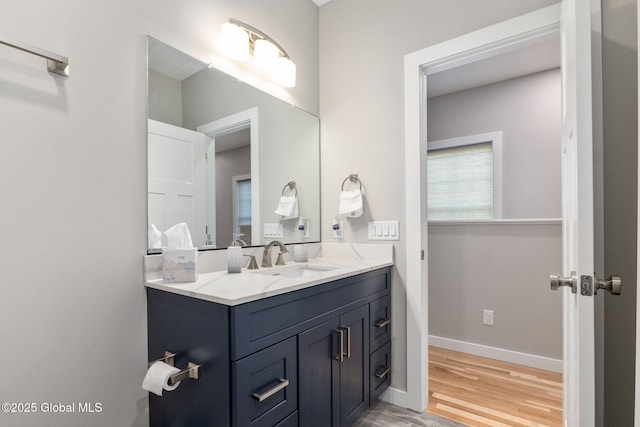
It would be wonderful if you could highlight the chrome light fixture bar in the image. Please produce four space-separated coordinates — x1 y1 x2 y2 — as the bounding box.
220 18 296 88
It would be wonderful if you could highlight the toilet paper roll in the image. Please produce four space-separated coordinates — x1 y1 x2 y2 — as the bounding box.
142 361 181 396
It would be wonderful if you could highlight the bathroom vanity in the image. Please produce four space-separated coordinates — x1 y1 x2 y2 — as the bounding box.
145 245 393 427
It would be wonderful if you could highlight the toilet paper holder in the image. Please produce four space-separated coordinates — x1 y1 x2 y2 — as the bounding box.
148 351 200 386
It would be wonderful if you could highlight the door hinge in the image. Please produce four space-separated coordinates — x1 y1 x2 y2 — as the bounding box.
421 250 424 260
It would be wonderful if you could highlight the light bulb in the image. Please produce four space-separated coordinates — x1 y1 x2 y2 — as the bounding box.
271 56 296 88
253 39 279 71
220 23 249 61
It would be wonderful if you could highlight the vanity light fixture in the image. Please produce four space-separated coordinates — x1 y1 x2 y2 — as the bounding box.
220 18 296 88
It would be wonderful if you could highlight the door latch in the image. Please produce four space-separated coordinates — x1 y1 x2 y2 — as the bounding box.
582 274 622 296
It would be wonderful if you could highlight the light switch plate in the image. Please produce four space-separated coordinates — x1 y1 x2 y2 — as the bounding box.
368 221 399 240
264 223 284 238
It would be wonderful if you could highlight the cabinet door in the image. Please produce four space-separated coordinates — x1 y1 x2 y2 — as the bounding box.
339 304 370 426
298 318 341 427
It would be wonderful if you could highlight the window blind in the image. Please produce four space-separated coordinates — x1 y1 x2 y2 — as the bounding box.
427 142 493 220
236 179 252 225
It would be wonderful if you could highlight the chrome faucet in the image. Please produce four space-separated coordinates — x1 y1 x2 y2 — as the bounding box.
262 240 288 268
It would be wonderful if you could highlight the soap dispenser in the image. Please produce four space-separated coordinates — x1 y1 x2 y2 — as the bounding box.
227 240 243 274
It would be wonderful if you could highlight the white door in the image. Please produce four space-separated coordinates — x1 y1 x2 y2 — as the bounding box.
148 119 207 248
403 2 616 423
556 0 602 425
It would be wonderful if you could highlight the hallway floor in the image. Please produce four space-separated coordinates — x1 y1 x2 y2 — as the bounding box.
426 346 563 426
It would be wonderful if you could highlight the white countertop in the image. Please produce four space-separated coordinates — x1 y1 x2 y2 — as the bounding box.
144 243 394 306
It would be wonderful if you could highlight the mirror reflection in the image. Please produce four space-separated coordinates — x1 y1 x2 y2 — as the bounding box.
147 37 320 253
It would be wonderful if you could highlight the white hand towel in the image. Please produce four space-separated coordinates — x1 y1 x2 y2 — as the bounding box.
274 195 299 219
339 190 364 218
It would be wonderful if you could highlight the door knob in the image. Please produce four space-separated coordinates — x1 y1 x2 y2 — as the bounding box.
595 275 622 295
550 271 577 293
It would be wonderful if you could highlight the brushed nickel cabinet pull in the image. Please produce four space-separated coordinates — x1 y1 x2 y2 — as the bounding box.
345 326 351 359
374 319 390 328
252 378 289 402
335 329 344 362
375 366 390 379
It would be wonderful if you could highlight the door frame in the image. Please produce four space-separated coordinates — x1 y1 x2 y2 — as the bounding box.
197 107 260 246
400 4 562 412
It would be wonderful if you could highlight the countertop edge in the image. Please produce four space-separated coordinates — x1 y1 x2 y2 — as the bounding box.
145 259 393 306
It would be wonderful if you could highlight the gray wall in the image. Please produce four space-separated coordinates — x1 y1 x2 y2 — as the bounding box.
428 222 562 359
426 70 563 361
602 0 638 425
216 145 252 247
182 67 322 244
148 69 182 127
0 0 318 426
428 69 562 219
319 0 560 392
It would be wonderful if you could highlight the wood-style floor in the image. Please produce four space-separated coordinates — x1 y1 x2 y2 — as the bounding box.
426 346 563 427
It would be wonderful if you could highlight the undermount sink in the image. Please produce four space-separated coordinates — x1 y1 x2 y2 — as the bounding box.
253 263 339 278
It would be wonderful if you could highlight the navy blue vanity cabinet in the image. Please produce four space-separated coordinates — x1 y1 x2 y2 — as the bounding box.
146 266 391 427
298 304 369 427
146 288 231 427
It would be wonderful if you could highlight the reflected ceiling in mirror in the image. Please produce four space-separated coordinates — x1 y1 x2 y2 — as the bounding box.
147 37 320 254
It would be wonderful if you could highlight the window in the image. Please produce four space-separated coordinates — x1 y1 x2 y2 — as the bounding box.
427 132 502 220
235 176 252 227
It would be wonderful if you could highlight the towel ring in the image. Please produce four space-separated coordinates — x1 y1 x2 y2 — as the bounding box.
341 174 362 191
282 181 297 197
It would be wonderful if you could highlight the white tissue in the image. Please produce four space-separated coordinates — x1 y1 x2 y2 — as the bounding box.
164 223 194 249
339 190 364 218
274 195 299 219
148 224 163 249
143 361 181 396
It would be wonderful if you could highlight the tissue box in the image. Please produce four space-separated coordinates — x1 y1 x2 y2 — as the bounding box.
162 249 198 283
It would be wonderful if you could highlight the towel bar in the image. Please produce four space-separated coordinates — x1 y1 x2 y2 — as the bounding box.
0 35 69 77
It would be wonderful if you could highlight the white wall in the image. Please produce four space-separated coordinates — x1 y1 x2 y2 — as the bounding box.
0 0 318 426
319 0 560 393
428 69 562 219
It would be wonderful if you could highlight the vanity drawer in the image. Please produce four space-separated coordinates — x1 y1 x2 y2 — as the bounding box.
233 337 298 427
231 267 390 359
370 342 392 403
370 295 391 352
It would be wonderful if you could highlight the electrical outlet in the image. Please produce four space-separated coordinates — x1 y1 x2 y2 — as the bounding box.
483 309 494 326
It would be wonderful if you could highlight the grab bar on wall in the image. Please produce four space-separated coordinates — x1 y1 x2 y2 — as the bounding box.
0 35 69 77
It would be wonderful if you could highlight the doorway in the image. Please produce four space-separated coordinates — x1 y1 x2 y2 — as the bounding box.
400 3 564 416
424 58 563 424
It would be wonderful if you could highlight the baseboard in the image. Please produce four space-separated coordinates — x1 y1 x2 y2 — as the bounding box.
379 387 410 409
429 335 562 373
